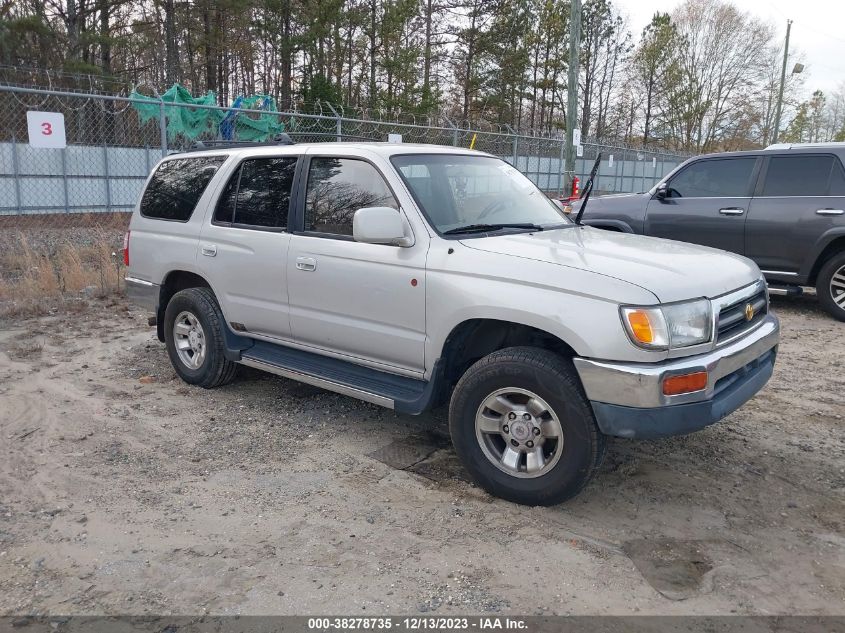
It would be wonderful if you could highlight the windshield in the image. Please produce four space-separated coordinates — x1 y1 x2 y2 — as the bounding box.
391 154 569 234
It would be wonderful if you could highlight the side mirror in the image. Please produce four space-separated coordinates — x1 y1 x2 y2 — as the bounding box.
655 182 669 199
353 207 412 246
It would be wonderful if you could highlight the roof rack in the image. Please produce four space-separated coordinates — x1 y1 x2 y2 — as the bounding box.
764 141 845 151
285 132 374 142
186 132 295 151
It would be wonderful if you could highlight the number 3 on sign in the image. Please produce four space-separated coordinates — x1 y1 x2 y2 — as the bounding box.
26 111 66 148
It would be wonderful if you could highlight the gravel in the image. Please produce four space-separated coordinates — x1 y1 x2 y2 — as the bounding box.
0 294 842 615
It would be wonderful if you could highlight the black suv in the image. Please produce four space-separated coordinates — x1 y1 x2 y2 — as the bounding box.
570 143 845 320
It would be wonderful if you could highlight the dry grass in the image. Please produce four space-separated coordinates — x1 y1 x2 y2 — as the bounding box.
0 212 131 231
0 228 126 318
2 338 44 360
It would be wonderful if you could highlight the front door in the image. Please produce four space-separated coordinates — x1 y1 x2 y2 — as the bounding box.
746 153 845 275
198 155 299 340
644 156 759 255
286 155 427 375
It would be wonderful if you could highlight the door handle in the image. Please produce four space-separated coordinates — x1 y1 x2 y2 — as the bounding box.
816 208 844 216
719 207 745 216
295 256 317 271
201 244 217 257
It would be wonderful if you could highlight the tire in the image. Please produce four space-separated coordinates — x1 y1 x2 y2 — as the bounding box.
449 346 606 506
816 251 845 322
163 287 237 388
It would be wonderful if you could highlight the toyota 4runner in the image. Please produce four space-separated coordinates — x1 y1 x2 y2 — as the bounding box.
566 142 845 321
125 142 780 505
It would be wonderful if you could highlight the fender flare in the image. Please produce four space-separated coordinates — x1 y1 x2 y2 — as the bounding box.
582 219 634 233
801 228 845 280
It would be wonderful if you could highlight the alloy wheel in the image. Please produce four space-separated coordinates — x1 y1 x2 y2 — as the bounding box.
474 387 564 478
830 264 845 311
172 310 207 369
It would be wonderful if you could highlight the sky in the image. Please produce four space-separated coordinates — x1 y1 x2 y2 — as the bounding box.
615 0 845 97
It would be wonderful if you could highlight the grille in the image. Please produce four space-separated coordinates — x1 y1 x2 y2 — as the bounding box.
716 287 768 344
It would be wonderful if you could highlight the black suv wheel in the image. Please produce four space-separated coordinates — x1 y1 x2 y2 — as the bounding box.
449 346 606 506
163 287 238 388
817 252 845 322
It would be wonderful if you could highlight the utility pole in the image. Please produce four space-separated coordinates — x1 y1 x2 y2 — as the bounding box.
564 0 581 191
772 19 792 144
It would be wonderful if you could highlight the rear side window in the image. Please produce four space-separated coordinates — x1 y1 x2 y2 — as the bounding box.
667 158 756 198
762 155 840 197
304 158 398 236
140 157 225 221
214 157 297 229
831 159 845 196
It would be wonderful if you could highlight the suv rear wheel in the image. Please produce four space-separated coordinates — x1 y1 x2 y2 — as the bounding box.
817 251 845 322
164 287 237 388
449 346 606 506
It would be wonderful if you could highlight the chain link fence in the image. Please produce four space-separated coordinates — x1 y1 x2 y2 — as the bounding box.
0 85 690 216
0 84 689 316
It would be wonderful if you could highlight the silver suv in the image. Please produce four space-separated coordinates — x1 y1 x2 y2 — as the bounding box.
125 142 779 505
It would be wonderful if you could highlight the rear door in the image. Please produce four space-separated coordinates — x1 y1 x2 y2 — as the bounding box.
198 154 299 340
746 153 845 276
644 156 759 254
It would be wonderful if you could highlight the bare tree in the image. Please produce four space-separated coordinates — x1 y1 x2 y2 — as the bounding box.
667 0 773 152
631 12 679 146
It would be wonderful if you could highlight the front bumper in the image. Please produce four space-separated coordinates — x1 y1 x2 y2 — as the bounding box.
125 276 159 312
573 314 779 439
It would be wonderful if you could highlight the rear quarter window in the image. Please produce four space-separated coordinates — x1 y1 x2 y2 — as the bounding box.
827 157 845 196
140 156 226 221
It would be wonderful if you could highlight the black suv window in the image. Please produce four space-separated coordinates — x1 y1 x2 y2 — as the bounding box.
667 158 755 198
831 159 845 196
304 158 398 236
140 156 225 221
762 155 841 197
214 157 297 229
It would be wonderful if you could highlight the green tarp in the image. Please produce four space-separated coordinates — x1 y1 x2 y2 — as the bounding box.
130 84 285 142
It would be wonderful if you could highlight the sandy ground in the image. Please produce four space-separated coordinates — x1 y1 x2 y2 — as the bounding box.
0 295 842 616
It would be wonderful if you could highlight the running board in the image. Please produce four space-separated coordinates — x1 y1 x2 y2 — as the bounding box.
239 340 439 415
767 285 803 297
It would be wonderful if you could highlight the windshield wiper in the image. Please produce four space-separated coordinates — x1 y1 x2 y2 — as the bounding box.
574 152 602 225
442 223 544 235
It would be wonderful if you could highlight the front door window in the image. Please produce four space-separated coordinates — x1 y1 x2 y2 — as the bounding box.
304 158 398 236
667 158 756 198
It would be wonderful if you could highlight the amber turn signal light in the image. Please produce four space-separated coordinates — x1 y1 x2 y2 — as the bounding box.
662 371 708 396
626 310 655 344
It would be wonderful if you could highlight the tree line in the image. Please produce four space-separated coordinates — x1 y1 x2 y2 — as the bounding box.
2 0 844 152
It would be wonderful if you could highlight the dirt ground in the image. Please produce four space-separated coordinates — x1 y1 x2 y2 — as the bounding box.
0 295 842 616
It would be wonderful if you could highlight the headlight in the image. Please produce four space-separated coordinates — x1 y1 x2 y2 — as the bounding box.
621 298 712 350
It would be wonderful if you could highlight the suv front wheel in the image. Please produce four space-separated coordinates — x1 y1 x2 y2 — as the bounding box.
449 347 606 506
163 287 238 388
817 251 845 322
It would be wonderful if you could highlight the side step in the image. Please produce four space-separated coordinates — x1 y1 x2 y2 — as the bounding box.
239 340 438 414
767 284 803 297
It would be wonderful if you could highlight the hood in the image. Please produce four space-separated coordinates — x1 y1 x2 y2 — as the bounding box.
569 191 649 213
460 226 761 303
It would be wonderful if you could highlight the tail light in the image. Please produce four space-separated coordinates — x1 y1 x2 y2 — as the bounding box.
569 176 580 201
123 231 130 266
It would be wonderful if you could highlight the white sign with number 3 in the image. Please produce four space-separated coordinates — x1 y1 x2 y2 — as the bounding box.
27 111 67 149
